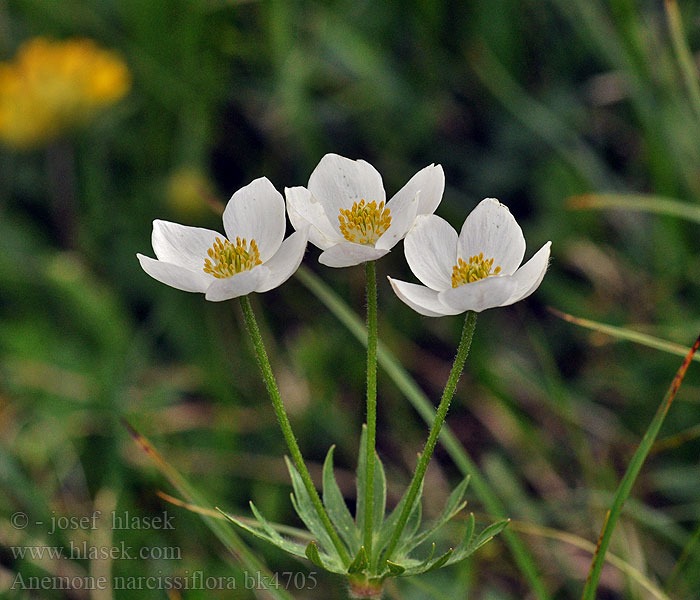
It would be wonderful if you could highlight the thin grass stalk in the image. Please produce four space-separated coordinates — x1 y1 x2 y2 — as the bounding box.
581 332 700 599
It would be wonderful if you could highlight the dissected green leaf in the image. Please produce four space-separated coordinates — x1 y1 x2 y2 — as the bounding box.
284 456 336 556
347 545 368 574
425 548 453 572
374 451 387 533
448 518 510 565
356 425 368 534
375 479 424 558
218 507 307 559
356 426 388 535
323 445 361 554
305 541 325 568
405 476 470 553
401 493 422 549
385 560 406 576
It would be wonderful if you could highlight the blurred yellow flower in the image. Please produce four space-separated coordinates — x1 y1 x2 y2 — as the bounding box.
166 167 217 219
0 37 130 149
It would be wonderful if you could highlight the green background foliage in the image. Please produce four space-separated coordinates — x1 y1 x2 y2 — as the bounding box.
3 1 700 598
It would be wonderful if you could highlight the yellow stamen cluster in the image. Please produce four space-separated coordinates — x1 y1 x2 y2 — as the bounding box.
451 252 501 288
338 199 391 245
0 37 131 149
203 237 262 278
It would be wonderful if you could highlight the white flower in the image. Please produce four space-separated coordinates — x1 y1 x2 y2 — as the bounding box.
137 177 308 302
388 198 551 316
285 153 445 267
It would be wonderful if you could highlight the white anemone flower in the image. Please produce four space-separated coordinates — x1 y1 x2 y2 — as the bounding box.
388 198 551 316
285 153 445 267
137 177 308 302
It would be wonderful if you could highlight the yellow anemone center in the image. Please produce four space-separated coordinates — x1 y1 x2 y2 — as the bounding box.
203 236 262 278
338 199 391 245
451 253 501 288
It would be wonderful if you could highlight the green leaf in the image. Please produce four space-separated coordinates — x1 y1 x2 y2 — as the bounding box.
392 493 422 561
284 456 337 556
374 451 387 533
448 518 510 565
395 545 453 577
375 479 424 558
356 425 368 534
323 445 361 554
356 422 387 539
405 476 470 553
218 507 307 559
305 541 325 568
385 560 406 576
347 546 368 574
425 548 453 572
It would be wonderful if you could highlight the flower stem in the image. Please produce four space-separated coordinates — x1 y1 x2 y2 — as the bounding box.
382 310 477 563
238 296 351 566
364 260 378 560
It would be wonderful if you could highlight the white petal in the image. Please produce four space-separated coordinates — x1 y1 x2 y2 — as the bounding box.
404 214 457 291
204 266 268 302
223 177 286 262
375 186 419 251
458 198 526 276
151 220 221 271
501 241 551 306
256 229 309 293
285 186 340 250
308 154 385 232
388 277 459 317
137 254 211 293
438 275 517 313
318 242 388 268
390 164 445 218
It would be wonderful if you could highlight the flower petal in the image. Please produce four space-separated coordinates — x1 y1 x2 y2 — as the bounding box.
458 198 525 276
137 254 211 293
223 177 286 262
390 163 445 218
204 266 268 302
285 186 340 250
501 241 551 306
318 242 388 268
256 229 309 293
308 154 385 232
375 185 419 251
151 220 221 271
438 275 517 313
388 277 459 317
404 214 458 291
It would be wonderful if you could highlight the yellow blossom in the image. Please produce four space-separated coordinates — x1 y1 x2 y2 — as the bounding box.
0 37 130 149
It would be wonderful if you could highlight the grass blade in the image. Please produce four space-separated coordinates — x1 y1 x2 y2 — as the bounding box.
294 265 550 600
550 308 700 362
568 193 700 224
664 0 700 123
123 420 295 600
581 332 700 599
509 521 672 600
